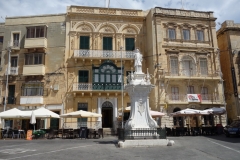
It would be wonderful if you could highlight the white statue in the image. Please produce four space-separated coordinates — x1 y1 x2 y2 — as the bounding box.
134 49 143 73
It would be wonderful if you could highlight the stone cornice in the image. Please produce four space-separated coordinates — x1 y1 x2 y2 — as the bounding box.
154 7 216 21
217 20 240 36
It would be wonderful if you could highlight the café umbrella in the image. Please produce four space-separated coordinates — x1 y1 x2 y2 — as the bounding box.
30 111 36 131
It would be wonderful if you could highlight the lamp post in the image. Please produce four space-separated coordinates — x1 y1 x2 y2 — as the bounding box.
120 46 124 128
2 42 11 129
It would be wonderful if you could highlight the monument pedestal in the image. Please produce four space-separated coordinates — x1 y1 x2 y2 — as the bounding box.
118 49 171 147
118 139 169 148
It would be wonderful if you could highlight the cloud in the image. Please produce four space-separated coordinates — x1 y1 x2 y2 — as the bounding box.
0 0 239 30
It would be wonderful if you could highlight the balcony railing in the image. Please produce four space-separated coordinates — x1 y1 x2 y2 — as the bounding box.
74 50 135 59
166 94 187 102
73 83 123 91
2 97 16 104
166 94 220 103
8 67 18 75
21 88 44 96
166 68 215 77
11 40 20 48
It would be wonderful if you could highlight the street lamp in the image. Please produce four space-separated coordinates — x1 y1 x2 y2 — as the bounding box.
120 46 124 128
2 42 11 129
4 42 11 112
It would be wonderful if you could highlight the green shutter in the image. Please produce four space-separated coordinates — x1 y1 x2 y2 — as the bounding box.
125 38 135 51
78 70 89 83
103 37 112 50
80 36 90 49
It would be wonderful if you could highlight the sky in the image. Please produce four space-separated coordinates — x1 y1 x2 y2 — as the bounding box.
0 0 239 30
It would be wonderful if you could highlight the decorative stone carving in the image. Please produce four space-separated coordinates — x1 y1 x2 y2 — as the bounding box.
126 28 135 34
121 10 138 16
99 9 116 15
71 39 74 50
116 23 123 29
93 22 100 28
80 26 91 32
138 99 145 116
76 8 94 13
72 22 77 28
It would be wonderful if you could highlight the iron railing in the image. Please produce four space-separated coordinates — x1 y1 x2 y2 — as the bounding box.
72 83 124 91
166 94 220 103
2 97 16 104
118 128 166 141
74 50 135 59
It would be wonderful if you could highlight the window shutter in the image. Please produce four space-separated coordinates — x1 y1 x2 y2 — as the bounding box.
125 38 135 51
80 36 90 49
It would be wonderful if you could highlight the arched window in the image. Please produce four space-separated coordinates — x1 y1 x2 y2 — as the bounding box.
92 60 123 90
181 56 196 76
173 108 183 127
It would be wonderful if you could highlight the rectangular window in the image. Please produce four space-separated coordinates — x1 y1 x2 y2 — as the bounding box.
125 38 135 51
201 87 208 100
11 57 18 67
171 87 179 100
21 82 44 96
170 57 178 75
0 36 3 43
13 33 20 47
168 28 176 40
103 37 112 50
26 26 47 38
78 70 89 83
200 58 208 75
196 30 204 41
78 103 88 126
187 86 194 94
25 53 44 65
80 36 90 49
183 29 190 40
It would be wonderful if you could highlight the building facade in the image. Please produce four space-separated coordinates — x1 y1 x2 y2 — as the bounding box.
217 20 240 122
64 6 146 131
145 7 226 127
0 14 66 130
0 5 228 131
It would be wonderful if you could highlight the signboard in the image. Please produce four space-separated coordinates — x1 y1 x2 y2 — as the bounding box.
79 127 87 139
187 94 201 102
26 130 33 140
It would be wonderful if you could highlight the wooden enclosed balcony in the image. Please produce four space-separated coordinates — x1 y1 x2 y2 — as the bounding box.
73 50 135 60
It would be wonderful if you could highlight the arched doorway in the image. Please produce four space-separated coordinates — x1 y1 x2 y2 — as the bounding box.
102 101 113 128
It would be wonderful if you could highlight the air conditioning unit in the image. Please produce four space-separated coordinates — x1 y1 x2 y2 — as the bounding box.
53 84 59 91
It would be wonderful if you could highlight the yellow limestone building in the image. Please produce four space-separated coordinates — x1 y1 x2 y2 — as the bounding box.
0 14 66 130
64 6 146 132
217 20 240 122
145 7 226 127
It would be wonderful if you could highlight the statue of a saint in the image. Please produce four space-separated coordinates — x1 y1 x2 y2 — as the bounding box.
134 49 143 73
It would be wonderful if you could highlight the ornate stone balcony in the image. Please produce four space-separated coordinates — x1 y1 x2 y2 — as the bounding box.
73 49 135 60
164 69 220 79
